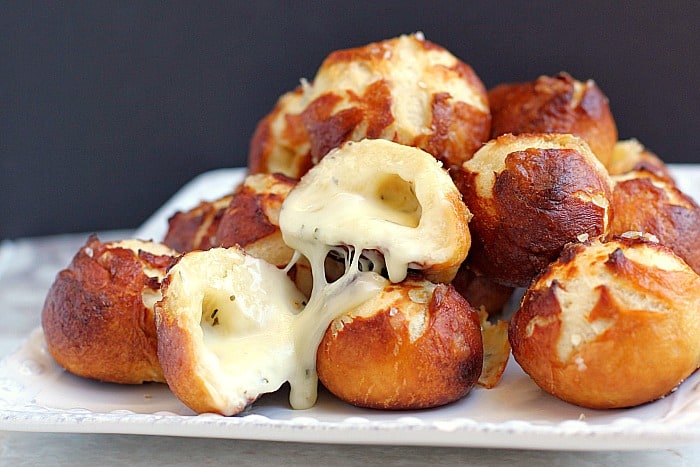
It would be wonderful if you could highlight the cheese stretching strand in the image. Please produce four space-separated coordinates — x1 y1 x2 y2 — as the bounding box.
279 139 471 408
154 138 472 415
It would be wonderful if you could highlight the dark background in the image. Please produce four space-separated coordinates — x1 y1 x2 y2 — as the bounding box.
2 1 698 239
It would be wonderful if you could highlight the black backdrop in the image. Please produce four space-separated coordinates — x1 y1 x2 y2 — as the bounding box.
2 1 698 239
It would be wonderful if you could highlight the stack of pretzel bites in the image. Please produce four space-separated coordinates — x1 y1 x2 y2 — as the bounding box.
42 33 700 415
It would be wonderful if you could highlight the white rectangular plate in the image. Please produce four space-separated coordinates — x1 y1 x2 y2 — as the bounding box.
2 165 700 451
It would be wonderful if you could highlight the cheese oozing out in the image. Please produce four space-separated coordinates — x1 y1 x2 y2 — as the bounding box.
165 139 471 413
280 139 470 284
279 139 471 408
171 228 387 412
164 248 306 413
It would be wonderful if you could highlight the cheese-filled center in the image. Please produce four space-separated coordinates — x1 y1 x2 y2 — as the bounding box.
279 138 472 408
280 139 471 285
157 139 473 415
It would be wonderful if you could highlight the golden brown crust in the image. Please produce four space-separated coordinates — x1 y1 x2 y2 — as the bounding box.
610 170 700 274
415 91 491 171
163 194 233 252
163 173 307 290
509 238 700 409
488 73 617 167
41 236 177 384
216 173 298 267
455 133 613 287
154 306 227 413
215 173 315 296
248 33 490 178
316 280 483 409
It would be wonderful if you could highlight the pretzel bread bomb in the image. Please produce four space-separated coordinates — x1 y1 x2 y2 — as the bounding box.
156 140 484 414
509 237 700 409
488 72 618 167
42 237 177 384
248 33 490 177
42 33 700 415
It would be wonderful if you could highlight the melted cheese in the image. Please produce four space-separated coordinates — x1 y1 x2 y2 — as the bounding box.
169 139 470 413
279 139 468 284
280 185 419 283
170 245 385 412
169 249 304 411
287 252 387 408
280 140 468 408
275 139 471 409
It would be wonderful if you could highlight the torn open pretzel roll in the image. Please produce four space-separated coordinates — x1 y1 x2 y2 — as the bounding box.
279 138 479 409
155 138 480 414
280 138 472 285
155 247 309 416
